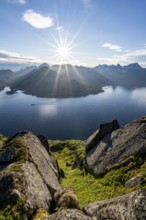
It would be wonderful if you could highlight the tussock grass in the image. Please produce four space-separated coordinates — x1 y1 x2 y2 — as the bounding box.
50 140 146 207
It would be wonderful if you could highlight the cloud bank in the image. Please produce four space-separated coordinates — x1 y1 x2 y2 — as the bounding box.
0 49 41 64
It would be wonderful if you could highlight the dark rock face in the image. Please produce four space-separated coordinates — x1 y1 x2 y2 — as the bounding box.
83 189 146 220
85 120 120 153
47 209 93 220
0 147 18 164
85 118 146 176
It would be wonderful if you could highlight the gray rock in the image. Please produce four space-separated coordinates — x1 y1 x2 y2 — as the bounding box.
85 120 120 153
47 209 93 220
22 161 52 216
0 131 61 218
83 189 146 220
85 118 146 176
16 132 61 194
125 175 145 188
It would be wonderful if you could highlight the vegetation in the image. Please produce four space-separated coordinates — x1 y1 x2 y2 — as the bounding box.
50 140 146 207
0 134 7 147
33 208 49 220
0 198 26 220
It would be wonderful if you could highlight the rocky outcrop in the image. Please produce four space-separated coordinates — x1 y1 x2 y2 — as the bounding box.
47 209 93 220
1 117 146 219
85 117 146 176
85 120 120 153
83 189 146 220
0 131 61 219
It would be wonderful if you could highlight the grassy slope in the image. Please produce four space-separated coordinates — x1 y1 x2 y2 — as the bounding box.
49 139 146 207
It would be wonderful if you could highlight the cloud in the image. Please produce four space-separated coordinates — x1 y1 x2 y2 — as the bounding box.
8 0 26 4
0 49 41 64
102 43 122 52
56 26 63 31
22 10 54 29
97 45 146 67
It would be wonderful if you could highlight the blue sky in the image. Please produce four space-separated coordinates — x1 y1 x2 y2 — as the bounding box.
0 0 146 68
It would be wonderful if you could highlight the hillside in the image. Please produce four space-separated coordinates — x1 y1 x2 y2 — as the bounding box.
9 64 108 98
0 69 16 91
0 117 146 219
0 66 36 92
1 63 146 98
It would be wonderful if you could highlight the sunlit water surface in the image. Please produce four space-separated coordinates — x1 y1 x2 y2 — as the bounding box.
0 86 146 140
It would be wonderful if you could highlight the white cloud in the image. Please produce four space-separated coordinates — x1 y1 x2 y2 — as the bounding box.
56 26 63 31
0 49 41 64
102 43 122 52
22 10 54 29
8 0 26 4
97 45 146 67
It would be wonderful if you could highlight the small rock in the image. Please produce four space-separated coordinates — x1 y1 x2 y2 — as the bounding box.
125 175 145 188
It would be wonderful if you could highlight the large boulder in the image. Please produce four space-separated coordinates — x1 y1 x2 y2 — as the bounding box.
85 120 120 153
47 209 93 220
0 131 61 219
85 117 146 176
83 189 146 220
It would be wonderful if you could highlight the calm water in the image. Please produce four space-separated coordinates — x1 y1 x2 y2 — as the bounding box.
0 86 146 140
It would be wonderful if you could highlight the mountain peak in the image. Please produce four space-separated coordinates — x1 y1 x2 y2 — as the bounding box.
126 63 142 70
38 63 50 69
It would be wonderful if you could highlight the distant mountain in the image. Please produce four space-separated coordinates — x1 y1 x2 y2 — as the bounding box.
15 65 37 76
1 62 146 97
0 66 37 92
0 69 16 91
94 63 146 87
9 63 110 98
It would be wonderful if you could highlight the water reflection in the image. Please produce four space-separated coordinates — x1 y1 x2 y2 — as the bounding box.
0 86 146 140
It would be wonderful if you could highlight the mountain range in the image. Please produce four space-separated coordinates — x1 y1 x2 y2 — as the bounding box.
0 62 146 98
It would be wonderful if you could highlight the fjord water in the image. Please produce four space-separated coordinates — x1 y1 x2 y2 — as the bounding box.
0 86 146 140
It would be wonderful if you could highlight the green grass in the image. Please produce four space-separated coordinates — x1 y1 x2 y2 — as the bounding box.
0 134 7 147
0 198 26 220
50 140 146 207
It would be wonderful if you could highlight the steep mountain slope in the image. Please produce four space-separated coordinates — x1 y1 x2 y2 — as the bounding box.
10 64 109 98
0 66 37 92
0 69 16 91
94 63 146 87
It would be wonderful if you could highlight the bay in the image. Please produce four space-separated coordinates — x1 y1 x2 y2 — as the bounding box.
0 86 146 140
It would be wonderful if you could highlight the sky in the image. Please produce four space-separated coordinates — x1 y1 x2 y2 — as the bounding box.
1 0 146 69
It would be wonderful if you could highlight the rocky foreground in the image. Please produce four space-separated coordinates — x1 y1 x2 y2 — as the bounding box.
0 117 146 219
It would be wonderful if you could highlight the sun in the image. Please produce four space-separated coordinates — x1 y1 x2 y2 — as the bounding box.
47 31 78 64
57 45 70 59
